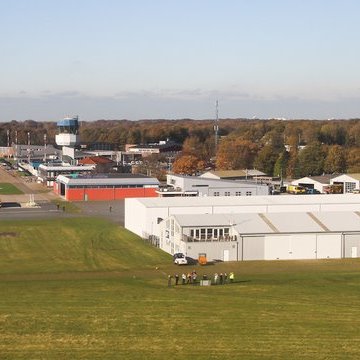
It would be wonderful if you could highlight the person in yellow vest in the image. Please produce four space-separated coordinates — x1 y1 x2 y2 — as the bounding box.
229 272 235 283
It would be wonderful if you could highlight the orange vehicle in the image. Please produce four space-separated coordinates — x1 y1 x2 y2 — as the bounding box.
198 253 207 265
324 184 343 194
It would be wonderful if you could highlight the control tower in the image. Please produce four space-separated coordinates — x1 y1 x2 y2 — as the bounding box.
55 116 80 147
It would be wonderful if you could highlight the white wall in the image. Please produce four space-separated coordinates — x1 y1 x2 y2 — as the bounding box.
316 234 342 259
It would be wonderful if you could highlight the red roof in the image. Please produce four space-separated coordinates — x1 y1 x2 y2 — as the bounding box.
78 156 114 165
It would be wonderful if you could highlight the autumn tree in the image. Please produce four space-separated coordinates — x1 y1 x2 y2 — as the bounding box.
172 155 206 175
253 145 280 175
216 137 258 170
324 145 346 174
319 123 346 145
285 135 300 178
346 147 360 173
297 142 325 177
273 150 289 178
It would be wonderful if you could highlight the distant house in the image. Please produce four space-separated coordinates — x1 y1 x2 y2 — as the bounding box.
292 175 339 193
199 169 266 181
78 156 115 173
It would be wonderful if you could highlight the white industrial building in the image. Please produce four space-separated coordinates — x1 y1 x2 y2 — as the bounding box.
124 194 360 262
158 212 360 262
164 174 270 197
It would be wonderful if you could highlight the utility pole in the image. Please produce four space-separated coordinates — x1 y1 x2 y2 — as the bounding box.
214 100 219 155
43 133 47 162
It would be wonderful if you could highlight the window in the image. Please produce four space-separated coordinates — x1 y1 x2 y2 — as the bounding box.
206 228 213 239
246 191 252 196
345 182 356 193
235 191 241 196
213 229 218 238
225 192 230 196
214 191 220 196
200 228 206 240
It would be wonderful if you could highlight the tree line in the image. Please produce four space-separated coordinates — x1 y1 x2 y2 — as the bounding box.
0 118 359 178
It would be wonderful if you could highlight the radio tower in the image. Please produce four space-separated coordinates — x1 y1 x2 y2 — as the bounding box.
214 100 219 155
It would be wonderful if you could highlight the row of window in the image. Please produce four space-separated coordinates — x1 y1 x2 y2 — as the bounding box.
213 191 252 196
67 184 145 189
189 227 230 240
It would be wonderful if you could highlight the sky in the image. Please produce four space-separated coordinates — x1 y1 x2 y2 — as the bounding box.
1 0 360 121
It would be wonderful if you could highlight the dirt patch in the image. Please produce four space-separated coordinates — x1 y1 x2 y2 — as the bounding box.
0 232 17 237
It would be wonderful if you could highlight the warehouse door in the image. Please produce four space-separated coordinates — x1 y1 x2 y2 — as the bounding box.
351 247 357 258
223 249 229 261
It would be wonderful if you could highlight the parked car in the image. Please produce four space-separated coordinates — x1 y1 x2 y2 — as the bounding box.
306 188 321 194
173 253 188 265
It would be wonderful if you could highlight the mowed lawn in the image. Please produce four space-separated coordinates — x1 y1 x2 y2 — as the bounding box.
1 218 360 359
0 182 24 195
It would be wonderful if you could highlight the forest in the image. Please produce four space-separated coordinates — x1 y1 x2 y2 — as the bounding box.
0 118 359 178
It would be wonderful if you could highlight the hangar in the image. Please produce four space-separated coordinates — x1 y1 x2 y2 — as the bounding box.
158 211 360 262
124 195 360 261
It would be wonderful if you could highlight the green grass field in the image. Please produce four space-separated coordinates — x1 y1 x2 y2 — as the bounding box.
1 218 360 359
0 182 24 195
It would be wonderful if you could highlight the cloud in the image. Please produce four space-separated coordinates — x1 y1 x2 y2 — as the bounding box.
0 90 360 122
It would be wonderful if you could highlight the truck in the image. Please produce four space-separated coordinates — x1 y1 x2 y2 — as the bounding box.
287 185 306 194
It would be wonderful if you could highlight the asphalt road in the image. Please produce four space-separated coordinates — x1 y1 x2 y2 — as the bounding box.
0 166 125 224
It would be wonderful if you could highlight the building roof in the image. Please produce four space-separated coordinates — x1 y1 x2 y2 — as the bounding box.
168 174 269 188
56 173 159 186
200 169 265 179
173 213 273 233
78 156 114 165
172 211 360 235
347 173 360 181
39 164 95 171
307 175 339 184
131 194 360 208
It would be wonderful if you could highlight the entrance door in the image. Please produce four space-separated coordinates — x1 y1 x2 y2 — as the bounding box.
351 247 358 258
223 249 230 262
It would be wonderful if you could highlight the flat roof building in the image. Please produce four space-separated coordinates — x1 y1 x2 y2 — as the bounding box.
55 173 159 201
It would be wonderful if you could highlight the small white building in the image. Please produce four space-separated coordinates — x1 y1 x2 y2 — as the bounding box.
331 174 360 193
291 175 337 193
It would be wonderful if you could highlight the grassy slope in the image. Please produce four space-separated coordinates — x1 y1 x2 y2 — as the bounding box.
0 217 169 274
0 182 24 195
1 218 360 359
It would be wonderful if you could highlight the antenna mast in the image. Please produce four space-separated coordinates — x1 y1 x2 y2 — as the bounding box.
214 100 219 154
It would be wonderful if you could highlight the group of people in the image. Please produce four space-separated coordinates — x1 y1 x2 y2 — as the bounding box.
212 271 235 285
168 271 235 286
